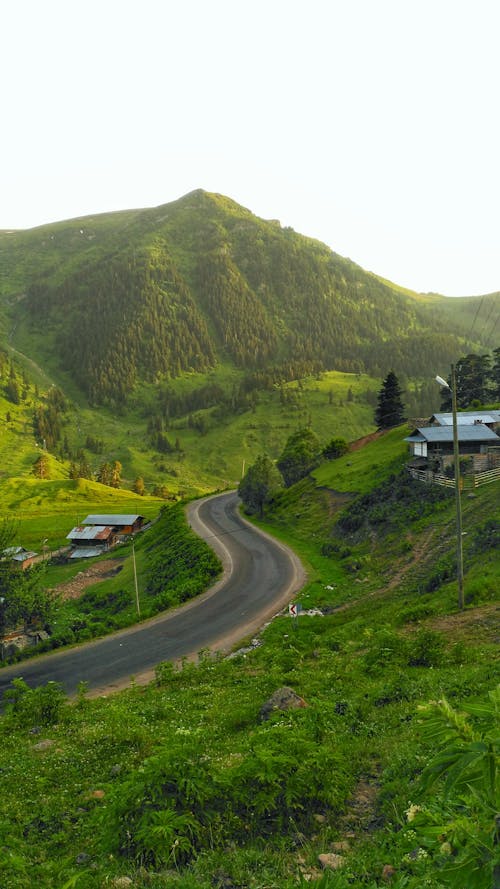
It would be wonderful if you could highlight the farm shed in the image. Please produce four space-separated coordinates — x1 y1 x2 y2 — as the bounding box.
1 546 39 570
81 514 145 534
66 525 116 553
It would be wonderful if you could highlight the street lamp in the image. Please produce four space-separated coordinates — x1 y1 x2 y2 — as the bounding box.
435 365 464 609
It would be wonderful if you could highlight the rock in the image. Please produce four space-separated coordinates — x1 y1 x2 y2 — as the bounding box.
110 763 123 777
382 864 397 881
313 813 326 823
318 853 345 870
76 852 91 865
331 841 351 853
109 878 133 888
32 739 55 752
259 687 308 721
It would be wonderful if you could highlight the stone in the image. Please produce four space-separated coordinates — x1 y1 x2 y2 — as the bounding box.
331 841 351 853
109 878 133 888
318 853 345 870
76 852 91 865
32 739 55 752
259 687 308 721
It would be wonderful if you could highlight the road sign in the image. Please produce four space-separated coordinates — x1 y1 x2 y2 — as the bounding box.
289 603 302 617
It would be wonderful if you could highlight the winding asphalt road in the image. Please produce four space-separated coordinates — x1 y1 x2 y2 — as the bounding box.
0 492 305 702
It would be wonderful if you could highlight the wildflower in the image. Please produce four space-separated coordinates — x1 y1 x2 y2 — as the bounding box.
405 803 422 822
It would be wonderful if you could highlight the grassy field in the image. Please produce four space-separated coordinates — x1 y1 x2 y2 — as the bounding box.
0 363 382 522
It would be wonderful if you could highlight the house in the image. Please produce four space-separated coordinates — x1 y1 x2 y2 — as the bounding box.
405 424 500 470
81 514 145 534
2 546 39 570
430 410 500 432
66 525 116 559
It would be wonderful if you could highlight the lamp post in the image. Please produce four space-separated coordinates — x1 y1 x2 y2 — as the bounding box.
435 365 464 609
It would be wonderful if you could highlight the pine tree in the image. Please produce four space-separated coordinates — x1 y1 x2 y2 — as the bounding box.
375 371 405 428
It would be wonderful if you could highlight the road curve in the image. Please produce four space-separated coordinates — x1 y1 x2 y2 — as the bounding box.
0 492 306 701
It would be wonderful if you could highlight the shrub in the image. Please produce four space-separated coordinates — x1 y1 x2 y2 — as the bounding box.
3 678 67 726
407 628 445 667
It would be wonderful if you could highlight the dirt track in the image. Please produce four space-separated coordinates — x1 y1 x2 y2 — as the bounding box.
52 559 123 601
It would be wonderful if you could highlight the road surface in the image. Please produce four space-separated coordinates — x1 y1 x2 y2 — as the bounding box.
0 492 305 701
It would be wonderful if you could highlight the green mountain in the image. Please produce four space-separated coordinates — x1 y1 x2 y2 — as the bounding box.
1 189 497 407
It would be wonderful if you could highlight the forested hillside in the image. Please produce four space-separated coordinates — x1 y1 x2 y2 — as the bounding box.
1 190 496 406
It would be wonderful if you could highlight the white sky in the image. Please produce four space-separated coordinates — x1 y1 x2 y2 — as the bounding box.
2 0 500 296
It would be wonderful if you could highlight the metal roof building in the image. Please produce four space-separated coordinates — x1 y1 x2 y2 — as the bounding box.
81 514 144 529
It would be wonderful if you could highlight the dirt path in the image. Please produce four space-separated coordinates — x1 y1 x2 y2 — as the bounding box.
52 559 124 601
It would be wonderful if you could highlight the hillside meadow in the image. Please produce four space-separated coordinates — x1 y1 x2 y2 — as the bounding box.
0 428 498 889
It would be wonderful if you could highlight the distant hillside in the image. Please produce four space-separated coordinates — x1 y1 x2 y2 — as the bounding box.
1 190 497 406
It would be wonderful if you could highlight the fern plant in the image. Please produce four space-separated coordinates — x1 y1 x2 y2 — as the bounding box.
408 687 499 888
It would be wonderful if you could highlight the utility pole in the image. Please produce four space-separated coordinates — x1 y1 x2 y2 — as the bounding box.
436 365 464 609
450 364 464 610
132 537 140 616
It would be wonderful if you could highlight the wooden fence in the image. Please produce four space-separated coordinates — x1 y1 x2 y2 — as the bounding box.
408 466 500 489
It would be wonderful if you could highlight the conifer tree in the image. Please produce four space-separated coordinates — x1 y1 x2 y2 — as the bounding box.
375 371 405 428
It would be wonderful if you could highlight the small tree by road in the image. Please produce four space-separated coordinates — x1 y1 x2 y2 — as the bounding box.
238 455 283 518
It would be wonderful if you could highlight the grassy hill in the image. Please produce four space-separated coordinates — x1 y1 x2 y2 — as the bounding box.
2 190 497 405
0 189 498 525
0 428 498 888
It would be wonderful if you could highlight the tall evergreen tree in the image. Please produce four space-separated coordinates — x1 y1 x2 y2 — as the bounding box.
375 371 405 428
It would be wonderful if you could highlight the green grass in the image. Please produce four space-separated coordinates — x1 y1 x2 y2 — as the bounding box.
0 428 498 887
312 425 408 493
0 476 162 550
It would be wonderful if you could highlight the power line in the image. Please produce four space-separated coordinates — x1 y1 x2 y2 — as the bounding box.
484 312 499 348
468 295 486 340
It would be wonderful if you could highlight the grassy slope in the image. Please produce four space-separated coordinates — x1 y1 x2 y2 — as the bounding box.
0 369 384 545
0 431 497 888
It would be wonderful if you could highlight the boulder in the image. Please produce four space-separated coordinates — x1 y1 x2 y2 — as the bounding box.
259 687 308 721
318 852 345 870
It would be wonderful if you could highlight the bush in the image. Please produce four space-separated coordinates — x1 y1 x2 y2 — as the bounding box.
407 628 446 667
3 678 67 726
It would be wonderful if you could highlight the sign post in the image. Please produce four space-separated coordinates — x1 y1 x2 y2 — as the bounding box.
289 602 302 628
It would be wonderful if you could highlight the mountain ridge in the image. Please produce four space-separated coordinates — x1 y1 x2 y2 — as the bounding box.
2 190 496 408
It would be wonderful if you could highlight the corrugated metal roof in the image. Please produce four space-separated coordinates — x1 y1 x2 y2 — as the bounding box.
81 514 144 526
12 551 38 562
66 525 114 541
405 426 500 443
432 410 500 426
69 547 106 559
